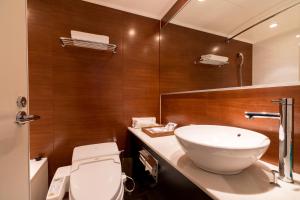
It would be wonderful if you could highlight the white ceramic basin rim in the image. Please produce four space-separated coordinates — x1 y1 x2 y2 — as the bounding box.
175 125 270 175
175 125 270 150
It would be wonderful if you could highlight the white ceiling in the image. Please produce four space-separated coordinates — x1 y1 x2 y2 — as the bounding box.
240 4 300 43
82 0 300 43
82 0 177 19
171 0 300 43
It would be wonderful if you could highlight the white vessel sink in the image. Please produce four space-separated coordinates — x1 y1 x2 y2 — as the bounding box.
175 125 270 175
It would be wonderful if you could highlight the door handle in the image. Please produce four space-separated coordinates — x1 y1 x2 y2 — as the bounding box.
16 111 40 125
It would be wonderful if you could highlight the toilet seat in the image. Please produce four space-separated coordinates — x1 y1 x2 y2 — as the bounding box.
69 143 124 200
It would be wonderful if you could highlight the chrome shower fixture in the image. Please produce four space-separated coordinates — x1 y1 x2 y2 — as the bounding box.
237 52 244 87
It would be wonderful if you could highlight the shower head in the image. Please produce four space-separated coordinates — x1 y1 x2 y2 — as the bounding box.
237 52 244 65
237 52 244 87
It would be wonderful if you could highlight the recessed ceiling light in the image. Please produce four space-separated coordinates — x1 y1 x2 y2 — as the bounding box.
296 34 300 38
269 23 278 28
198 0 205 2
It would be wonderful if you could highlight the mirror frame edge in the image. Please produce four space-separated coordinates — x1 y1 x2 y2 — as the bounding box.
160 0 191 29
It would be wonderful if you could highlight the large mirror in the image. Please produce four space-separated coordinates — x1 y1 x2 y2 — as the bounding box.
160 0 300 93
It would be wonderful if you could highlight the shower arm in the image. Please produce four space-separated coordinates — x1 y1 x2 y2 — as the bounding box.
226 2 300 43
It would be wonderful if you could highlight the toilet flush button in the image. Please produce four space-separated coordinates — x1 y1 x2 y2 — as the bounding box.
47 178 65 200
47 165 70 200
46 176 68 200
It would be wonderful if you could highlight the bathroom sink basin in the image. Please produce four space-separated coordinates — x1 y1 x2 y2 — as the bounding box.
174 125 270 175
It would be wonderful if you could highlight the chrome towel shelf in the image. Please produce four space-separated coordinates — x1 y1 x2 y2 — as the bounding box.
59 37 117 53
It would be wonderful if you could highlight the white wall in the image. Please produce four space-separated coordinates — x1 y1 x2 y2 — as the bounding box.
253 29 300 85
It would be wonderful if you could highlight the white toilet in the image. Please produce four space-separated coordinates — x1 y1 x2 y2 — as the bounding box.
47 142 129 200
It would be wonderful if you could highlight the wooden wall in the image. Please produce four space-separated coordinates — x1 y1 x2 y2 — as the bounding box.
28 0 300 181
161 85 300 173
28 0 160 177
160 24 253 93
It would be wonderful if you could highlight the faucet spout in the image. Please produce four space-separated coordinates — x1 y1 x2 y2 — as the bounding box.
245 112 280 120
245 98 294 183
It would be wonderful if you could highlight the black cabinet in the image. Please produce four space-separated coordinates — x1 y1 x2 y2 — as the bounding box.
125 132 212 200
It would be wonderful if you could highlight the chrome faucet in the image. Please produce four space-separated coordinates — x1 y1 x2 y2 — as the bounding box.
245 98 294 183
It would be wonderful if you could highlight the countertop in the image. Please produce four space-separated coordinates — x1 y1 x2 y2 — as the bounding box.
128 127 300 200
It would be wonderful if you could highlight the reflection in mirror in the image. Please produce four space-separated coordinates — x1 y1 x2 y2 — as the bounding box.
239 3 300 85
160 0 300 93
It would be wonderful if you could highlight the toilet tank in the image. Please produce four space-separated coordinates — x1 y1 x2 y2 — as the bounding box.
30 157 48 200
72 142 119 163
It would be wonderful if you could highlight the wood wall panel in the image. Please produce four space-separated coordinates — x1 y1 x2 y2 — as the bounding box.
160 24 252 93
28 0 159 177
122 12 160 127
161 85 300 173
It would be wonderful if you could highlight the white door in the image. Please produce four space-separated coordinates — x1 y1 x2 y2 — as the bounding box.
0 0 30 199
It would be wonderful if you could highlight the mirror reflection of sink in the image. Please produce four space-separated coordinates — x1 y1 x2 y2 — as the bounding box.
174 125 270 175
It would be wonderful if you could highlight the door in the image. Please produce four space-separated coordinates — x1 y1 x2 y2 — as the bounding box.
0 0 30 199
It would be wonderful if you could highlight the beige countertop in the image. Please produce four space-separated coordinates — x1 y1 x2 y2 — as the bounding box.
128 127 300 200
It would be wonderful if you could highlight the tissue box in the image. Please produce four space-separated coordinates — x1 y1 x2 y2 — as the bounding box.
132 117 157 128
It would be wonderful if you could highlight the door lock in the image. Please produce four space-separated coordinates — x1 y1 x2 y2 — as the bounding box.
16 96 27 108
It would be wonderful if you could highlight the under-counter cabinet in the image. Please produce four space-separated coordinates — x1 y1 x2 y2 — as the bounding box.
127 131 212 200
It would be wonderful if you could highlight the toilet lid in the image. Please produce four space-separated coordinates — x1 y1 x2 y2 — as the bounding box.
70 159 122 200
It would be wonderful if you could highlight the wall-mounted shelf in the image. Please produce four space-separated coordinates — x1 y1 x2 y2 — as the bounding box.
194 54 229 67
194 59 229 66
59 37 117 53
